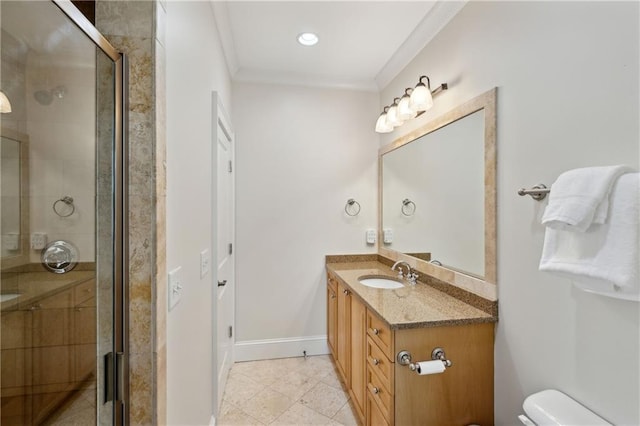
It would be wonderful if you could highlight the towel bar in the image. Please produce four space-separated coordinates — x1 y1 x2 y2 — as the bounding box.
518 184 550 200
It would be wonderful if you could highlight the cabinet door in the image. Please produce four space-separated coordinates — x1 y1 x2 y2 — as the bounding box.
367 393 391 426
350 295 366 420
327 284 337 357
336 281 351 386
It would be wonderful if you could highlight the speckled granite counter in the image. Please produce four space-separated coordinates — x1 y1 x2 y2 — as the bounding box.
1 270 95 311
326 257 496 330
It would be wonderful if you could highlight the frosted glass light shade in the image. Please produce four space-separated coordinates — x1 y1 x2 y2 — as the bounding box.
385 105 403 127
0 91 12 113
409 83 433 112
397 94 417 120
375 113 393 133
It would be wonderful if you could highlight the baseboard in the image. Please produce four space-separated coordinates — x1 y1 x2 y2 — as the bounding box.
210 414 215 426
234 335 330 362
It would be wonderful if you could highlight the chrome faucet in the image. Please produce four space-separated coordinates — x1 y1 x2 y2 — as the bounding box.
391 260 411 277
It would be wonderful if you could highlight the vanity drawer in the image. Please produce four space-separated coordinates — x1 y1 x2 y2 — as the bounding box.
367 367 393 424
367 310 392 359
367 337 392 390
367 392 391 426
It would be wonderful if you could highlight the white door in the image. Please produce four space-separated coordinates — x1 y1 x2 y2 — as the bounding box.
213 93 234 413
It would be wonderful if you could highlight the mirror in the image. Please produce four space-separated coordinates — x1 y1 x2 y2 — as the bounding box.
1 130 29 268
379 88 497 294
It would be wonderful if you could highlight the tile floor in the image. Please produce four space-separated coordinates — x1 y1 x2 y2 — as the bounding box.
218 355 359 426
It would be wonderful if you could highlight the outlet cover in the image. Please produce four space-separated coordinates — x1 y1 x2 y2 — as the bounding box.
168 266 183 310
200 249 210 278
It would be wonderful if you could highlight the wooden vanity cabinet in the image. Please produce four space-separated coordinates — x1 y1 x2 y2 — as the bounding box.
327 272 494 426
327 278 337 356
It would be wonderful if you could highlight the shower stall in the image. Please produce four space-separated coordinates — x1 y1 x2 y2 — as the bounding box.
0 1 127 424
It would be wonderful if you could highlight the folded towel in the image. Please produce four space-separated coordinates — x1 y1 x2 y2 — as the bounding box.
539 173 639 298
541 165 633 232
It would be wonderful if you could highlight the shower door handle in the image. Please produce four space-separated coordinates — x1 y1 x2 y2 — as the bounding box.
218 280 227 287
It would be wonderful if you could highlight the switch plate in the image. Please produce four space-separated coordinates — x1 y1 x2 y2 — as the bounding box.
366 229 376 245
30 232 47 250
383 228 393 244
168 266 183 310
200 249 210 278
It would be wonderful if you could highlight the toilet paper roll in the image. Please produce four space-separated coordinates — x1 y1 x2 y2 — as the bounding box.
414 360 446 375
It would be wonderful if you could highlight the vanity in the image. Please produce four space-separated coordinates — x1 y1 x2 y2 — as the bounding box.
327 89 498 425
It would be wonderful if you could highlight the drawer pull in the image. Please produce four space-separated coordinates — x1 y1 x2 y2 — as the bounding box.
330 294 336 299
373 358 380 365
343 289 350 295
372 328 379 335
372 387 380 394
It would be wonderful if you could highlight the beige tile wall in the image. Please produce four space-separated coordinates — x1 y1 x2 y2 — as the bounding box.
95 1 166 424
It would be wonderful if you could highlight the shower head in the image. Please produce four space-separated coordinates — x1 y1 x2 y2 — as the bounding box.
34 89 53 105
33 85 66 106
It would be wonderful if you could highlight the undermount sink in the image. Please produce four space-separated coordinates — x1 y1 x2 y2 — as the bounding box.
0 293 21 302
358 275 404 289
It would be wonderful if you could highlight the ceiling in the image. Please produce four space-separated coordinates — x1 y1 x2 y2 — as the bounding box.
212 1 466 92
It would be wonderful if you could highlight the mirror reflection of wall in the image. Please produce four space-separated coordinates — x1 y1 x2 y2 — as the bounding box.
382 110 485 278
1 136 22 258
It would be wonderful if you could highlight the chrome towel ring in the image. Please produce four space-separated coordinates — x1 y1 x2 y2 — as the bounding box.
345 198 361 216
53 196 75 217
401 198 416 216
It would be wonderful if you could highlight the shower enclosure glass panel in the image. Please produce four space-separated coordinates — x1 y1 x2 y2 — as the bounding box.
0 1 124 424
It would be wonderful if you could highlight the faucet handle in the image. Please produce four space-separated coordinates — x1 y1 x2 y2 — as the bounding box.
396 270 404 278
408 272 419 284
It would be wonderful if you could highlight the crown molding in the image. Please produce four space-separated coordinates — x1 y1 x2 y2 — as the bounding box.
211 0 239 77
234 68 379 92
375 0 467 91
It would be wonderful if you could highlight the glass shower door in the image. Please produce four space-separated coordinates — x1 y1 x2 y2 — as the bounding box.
0 1 125 424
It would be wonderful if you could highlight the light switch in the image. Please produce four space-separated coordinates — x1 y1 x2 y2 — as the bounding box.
200 249 210 278
168 266 183 310
366 229 376 245
383 228 393 244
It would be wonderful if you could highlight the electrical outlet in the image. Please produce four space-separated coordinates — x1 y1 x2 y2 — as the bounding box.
366 229 376 245
168 266 183 310
30 232 47 250
383 228 393 244
200 249 210 278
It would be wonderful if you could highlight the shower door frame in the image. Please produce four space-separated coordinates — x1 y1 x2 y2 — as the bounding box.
50 1 129 424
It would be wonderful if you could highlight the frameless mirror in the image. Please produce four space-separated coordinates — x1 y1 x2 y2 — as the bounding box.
379 88 497 290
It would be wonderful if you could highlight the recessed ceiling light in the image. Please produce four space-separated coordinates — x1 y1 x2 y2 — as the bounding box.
297 32 319 46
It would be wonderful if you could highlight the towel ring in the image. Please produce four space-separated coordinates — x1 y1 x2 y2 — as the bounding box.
401 198 416 216
53 196 75 217
345 198 361 216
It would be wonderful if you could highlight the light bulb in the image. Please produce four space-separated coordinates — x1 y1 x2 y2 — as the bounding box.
297 32 319 46
385 104 403 127
375 113 393 133
409 82 433 112
397 93 416 120
0 91 12 113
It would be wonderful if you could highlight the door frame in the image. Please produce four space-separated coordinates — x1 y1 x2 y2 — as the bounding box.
211 92 235 417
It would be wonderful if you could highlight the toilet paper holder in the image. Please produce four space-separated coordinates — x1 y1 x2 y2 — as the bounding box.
397 347 453 372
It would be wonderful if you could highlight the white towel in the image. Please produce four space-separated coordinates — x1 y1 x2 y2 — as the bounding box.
539 173 639 299
541 165 633 232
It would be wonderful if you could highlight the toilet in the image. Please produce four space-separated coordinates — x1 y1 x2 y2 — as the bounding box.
518 389 613 425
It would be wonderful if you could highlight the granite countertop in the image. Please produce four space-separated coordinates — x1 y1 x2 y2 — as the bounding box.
326 260 496 330
1 270 95 311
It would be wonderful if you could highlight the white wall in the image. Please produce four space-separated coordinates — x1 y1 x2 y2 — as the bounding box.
165 1 232 424
233 82 378 357
380 2 639 424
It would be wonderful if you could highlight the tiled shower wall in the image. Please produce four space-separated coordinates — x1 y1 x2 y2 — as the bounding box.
95 1 166 424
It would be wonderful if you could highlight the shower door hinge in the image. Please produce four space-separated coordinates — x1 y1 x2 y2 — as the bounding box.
228 161 233 173
228 243 233 255
229 326 233 338
105 352 126 404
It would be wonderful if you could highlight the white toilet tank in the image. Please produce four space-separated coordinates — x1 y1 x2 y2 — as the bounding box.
519 389 612 425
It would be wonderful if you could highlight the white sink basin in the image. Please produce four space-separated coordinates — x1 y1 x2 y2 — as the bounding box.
358 275 404 289
0 293 20 302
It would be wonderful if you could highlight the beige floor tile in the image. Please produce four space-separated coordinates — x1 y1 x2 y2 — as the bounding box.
332 400 359 426
319 368 346 391
294 355 336 379
299 382 349 418
268 370 321 400
223 371 266 406
219 401 266 426
233 359 291 386
271 402 340 426
238 389 295 424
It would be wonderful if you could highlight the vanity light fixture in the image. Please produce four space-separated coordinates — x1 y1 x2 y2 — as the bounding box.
297 32 319 46
0 90 12 113
375 75 448 133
